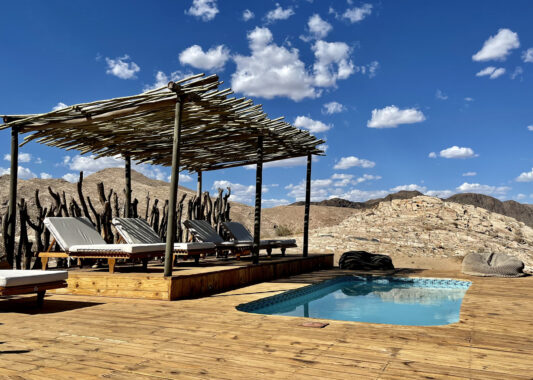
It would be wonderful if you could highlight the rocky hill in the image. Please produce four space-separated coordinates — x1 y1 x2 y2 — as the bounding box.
287 195 533 272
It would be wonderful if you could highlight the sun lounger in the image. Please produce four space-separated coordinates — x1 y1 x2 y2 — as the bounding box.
0 269 68 307
183 220 252 259
222 221 297 256
112 217 216 263
39 217 166 273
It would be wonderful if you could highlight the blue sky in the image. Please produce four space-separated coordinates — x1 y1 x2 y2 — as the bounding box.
1 0 533 206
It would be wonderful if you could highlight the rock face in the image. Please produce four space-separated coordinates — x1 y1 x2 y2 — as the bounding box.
339 251 394 270
462 252 525 277
289 196 533 273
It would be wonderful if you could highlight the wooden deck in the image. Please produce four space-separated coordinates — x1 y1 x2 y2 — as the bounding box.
51 253 333 300
1 268 532 379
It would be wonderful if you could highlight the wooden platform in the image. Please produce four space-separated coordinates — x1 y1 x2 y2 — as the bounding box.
1 268 532 379
51 253 334 300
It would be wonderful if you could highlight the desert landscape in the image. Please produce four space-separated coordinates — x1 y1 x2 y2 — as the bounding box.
2 167 532 273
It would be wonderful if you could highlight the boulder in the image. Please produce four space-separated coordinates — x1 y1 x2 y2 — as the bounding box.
462 252 525 277
339 251 394 271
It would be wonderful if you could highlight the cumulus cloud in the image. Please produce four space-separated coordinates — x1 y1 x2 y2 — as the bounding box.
465 97 474 102
333 156 375 170
286 178 336 201
312 40 354 87
472 28 520 61
342 4 372 23
439 146 478 159
40 172 52 179
428 152 437 158
475 66 506 79
232 27 317 101
322 101 346 115
143 70 193 92
242 9 254 21
307 14 332 39
356 61 379 78
244 156 309 170
528 126 533 131
425 189 455 198
462 172 477 177
265 3 294 23
212 180 267 204
105 55 140 79
262 198 290 207
62 173 79 183
367 106 425 128
294 116 332 133
186 0 218 21
456 182 510 196
0 166 37 180
390 184 427 193
179 45 230 71
523 48 533 63
516 168 533 182
435 89 448 100
510 66 523 80
52 102 68 111
4 153 31 163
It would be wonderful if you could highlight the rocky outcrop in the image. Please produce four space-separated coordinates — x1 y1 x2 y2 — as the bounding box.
339 251 394 270
289 196 533 272
462 252 525 277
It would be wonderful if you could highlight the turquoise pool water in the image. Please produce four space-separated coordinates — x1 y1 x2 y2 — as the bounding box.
237 276 471 326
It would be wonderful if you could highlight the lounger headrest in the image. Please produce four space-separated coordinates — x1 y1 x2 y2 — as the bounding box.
44 217 105 250
222 222 253 242
183 220 224 244
112 218 163 244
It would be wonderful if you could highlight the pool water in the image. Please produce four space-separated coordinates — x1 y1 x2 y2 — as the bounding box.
237 276 471 326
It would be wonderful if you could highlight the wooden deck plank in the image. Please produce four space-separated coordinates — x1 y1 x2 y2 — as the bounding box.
1 268 532 378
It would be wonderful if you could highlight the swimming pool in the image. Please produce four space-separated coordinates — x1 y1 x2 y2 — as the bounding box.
237 276 471 326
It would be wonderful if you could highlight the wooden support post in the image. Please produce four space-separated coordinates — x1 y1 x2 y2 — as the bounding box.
6 126 18 265
124 154 132 218
197 170 202 210
303 153 312 257
164 90 183 277
252 136 263 265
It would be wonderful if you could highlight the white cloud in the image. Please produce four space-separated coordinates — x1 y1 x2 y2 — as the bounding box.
475 66 506 79
179 173 193 182
105 55 140 79
294 116 332 133
511 66 523 80
312 40 354 87
439 146 477 159
262 198 290 207
435 89 448 100
456 182 510 196
354 174 381 184
232 27 317 101
333 156 375 170
0 166 37 180
516 193 527 200
52 102 68 111
308 14 332 39
265 4 294 23
472 28 520 61
523 48 533 63
242 9 254 21
462 172 477 177
186 0 218 21
322 101 346 115
286 178 335 201
516 168 533 182
179 45 230 71
528 126 533 131
143 70 193 92
4 153 31 163
342 4 372 23
367 105 426 128
62 173 79 183
244 156 308 170
356 61 379 78
428 152 437 158
337 189 389 202
464 97 474 102
390 184 427 193
212 180 267 204
40 172 52 179
425 189 455 198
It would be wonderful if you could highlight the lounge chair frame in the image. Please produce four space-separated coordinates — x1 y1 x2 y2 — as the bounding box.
0 280 67 307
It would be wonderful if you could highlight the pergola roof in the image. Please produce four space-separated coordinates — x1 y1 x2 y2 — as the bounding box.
1 73 325 172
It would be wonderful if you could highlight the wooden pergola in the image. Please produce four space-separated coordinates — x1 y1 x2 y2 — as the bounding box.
1 73 325 276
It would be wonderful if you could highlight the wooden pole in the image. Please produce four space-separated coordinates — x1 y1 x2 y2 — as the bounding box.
124 154 132 218
252 136 263 265
197 170 202 209
164 93 183 277
303 153 312 257
6 126 18 266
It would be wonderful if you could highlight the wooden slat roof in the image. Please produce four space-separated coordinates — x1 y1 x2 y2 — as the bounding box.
0 73 325 172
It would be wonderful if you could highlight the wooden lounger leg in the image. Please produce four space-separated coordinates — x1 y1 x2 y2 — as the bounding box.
108 258 116 274
36 290 46 308
41 257 49 270
194 256 200 264
141 258 149 271
267 247 272 257
281 248 286 256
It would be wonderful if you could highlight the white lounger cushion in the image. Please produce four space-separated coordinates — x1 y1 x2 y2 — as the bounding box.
69 243 166 254
45 217 106 250
174 242 215 251
0 270 68 287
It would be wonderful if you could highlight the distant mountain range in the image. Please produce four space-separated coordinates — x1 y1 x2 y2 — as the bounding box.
292 190 533 228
